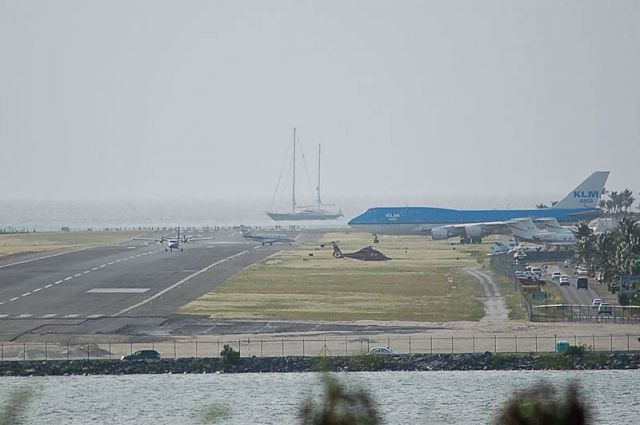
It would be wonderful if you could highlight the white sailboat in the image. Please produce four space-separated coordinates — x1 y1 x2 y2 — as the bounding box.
266 128 342 221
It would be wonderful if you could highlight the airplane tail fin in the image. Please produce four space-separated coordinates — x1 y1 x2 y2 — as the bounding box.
552 171 609 209
507 218 538 239
331 241 343 258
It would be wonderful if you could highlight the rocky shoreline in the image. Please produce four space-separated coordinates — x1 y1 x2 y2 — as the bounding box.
2 352 640 376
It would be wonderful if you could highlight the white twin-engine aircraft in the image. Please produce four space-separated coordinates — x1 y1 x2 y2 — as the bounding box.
135 227 215 252
507 218 576 246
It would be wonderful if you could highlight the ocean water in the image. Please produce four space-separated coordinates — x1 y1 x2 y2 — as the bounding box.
0 196 542 232
0 370 638 424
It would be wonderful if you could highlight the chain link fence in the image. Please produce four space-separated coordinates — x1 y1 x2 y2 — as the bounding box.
1 334 639 361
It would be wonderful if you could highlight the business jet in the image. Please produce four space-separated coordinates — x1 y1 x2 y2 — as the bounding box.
507 218 576 246
241 230 296 245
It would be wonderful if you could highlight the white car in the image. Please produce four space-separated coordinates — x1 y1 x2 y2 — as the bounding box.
559 276 570 286
551 272 562 281
576 268 589 276
591 298 604 307
563 260 572 268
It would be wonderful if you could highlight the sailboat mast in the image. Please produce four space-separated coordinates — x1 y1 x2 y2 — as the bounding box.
316 143 322 209
292 128 296 214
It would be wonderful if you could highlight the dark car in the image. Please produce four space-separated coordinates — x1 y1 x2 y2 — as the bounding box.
121 349 160 361
576 277 588 290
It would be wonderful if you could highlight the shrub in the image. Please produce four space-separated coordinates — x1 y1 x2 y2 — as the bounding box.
618 292 630 306
219 344 240 369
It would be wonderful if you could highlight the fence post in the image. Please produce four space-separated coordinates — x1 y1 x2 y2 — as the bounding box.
574 335 577 346
238 339 241 357
23 343 26 361
592 334 595 351
345 338 348 357
130 339 133 354
195 340 198 358
472 336 475 353
87 344 90 360
260 340 263 357
451 336 454 353
494 335 497 353
302 339 305 357
535 334 538 353
67 342 69 361
409 336 412 354
610 335 613 352
367 338 370 354
430 336 433 354
174 340 176 359
281 338 284 358
217 340 220 357
1 343 3 361
109 341 112 360
45 342 48 361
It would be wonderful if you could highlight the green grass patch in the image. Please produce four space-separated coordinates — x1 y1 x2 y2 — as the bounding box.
179 232 486 322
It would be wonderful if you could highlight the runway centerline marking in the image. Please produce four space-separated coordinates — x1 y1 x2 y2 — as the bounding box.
45 284 53 288
74 273 82 277
64 277 73 281
55 280 63 284
83 271 90 274
22 292 31 297
114 250 248 316
33 288 42 292
10 297 18 302
92 267 99 271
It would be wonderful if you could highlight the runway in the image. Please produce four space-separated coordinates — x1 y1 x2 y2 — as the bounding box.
0 229 304 340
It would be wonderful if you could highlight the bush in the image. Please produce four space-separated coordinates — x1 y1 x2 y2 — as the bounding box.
618 292 630 306
219 344 240 369
564 345 587 357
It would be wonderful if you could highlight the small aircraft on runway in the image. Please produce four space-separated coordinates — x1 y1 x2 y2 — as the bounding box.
135 227 215 252
241 230 296 245
331 241 390 261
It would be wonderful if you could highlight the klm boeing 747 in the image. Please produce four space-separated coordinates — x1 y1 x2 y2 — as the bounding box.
348 171 608 244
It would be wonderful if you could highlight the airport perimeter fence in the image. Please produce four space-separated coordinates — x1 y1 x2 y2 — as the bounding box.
2 334 640 361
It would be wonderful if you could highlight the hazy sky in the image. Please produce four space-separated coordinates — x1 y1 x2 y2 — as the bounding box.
1 1 638 205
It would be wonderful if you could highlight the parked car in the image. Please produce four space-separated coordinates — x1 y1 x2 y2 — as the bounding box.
121 349 161 361
368 347 396 356
563 260 572 268
591 298 604 308
598 303 613 315
559 276 570 286
576 267 589 276
551 272 562 281
576 277 589 290
530 267 542 275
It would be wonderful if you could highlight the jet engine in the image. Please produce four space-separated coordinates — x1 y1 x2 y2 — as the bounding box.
464 225 483 238
431 228 450 240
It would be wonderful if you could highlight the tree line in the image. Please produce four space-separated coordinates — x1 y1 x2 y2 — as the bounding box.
575 217 640 305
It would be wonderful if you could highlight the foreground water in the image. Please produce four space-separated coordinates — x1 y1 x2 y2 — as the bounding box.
0 370 638 424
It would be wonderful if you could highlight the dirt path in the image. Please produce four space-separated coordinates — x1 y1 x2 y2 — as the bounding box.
464 266 509 322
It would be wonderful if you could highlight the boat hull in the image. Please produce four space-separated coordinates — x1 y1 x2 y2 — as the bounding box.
267 212 343 221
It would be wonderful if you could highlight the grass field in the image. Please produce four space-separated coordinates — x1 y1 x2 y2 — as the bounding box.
179 232 489 322
0 231 144 258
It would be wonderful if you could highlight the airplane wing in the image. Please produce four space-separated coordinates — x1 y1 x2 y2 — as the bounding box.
430 221 511 241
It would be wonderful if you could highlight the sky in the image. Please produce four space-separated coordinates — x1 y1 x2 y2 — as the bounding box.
0 0 638 207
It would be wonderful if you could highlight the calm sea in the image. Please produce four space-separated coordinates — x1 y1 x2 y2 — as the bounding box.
0 196 541 232
0 370 637 424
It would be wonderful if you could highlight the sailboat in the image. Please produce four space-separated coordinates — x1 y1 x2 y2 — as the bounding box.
266 129 343 221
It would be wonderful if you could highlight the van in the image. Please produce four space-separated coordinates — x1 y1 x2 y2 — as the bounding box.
576 277 588 290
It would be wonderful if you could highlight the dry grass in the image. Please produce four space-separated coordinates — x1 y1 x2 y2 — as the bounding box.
180 232 486 321
0 231 144 258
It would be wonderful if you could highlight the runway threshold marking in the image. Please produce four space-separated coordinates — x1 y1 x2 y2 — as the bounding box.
0 246 93 270
114 250 248 316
